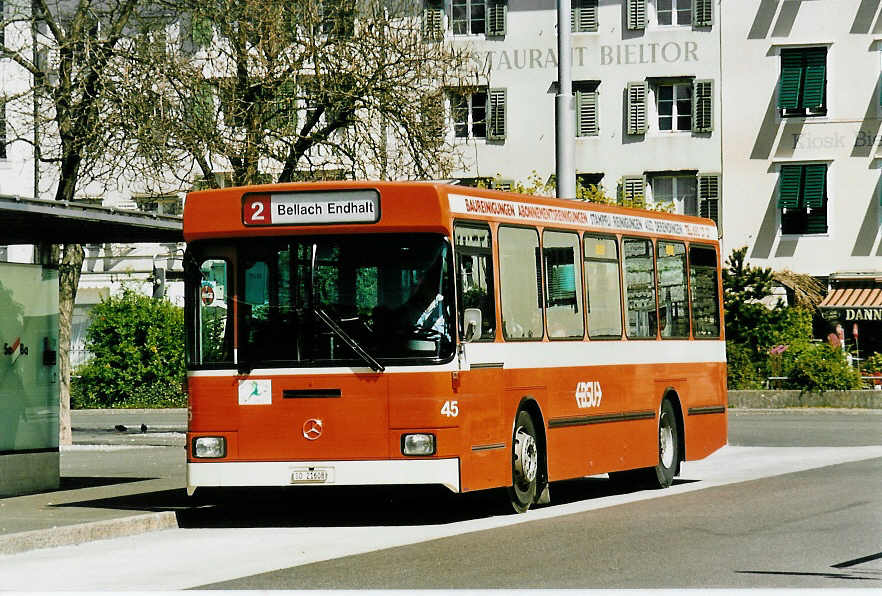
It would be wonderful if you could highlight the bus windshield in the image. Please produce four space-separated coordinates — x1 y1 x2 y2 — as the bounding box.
190 234 455 369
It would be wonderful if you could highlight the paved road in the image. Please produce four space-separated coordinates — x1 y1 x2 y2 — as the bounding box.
0 409 876 589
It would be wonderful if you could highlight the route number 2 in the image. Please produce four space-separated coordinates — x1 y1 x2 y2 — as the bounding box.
244 198 270 225
441 400 459 417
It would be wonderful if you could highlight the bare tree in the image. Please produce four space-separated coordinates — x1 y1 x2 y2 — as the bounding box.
124 0 478 188
1 0 150 444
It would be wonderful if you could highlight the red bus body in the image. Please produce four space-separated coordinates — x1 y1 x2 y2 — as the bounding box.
183 181 726 502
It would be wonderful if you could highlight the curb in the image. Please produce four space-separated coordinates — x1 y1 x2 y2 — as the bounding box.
0 511 179 556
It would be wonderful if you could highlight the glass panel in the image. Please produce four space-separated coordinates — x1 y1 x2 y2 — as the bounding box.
239 235 454 366
584 235 622 338
499 226 543 340
452 0 469 34
657 242 689 338
451 93 468 138
623 238 657 338
197 259 233 364
653 177 673 203
689 246 720 338
455 224 496 340
471 91 487 138
0 263 59 453
543 230 584 339
471 0 486 34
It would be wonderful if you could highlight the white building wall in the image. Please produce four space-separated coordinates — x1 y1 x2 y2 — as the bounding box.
721 0 882 276
450 0 722 209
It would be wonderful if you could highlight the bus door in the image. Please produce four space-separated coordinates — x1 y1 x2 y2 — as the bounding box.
454 222 505 491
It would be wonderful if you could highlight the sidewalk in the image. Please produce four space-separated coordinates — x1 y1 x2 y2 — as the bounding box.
0 409 188 555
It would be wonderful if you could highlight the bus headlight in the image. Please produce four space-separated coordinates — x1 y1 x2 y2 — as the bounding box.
193 436 226 458
401 433 435 456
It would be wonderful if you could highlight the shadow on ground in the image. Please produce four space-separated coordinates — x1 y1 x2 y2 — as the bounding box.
51 476 698 528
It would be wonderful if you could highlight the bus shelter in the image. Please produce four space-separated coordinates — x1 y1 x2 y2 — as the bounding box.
0 195 181 496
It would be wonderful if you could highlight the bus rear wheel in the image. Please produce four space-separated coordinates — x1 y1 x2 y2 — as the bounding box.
508 410 540 513
641 399 679 489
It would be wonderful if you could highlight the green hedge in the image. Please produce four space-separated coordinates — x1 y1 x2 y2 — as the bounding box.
74 289 186 409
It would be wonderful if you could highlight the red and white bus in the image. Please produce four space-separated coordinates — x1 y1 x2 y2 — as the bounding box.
183 181 726 512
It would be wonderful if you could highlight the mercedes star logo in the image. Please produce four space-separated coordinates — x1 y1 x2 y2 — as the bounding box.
302 418 323 441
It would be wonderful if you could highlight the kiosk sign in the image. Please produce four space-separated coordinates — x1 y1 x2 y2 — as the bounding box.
244 190 380 226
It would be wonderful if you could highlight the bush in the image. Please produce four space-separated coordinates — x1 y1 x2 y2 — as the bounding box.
75 288 186 408
783 343 862 392
862 352 882 374
726 341 764 389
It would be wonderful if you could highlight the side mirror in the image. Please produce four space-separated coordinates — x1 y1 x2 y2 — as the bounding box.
463 308 482 343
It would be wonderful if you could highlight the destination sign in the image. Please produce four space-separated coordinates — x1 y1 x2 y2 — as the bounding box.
448 194 718 241
243 189 380 226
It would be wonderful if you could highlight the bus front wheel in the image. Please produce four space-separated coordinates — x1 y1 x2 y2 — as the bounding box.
508 410 540 513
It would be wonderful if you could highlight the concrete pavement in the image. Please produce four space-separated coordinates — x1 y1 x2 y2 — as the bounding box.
0 409 187 555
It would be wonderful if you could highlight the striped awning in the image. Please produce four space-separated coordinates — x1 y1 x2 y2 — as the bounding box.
819 287 882 310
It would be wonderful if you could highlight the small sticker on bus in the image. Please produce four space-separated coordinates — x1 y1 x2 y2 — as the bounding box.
238 379 272 405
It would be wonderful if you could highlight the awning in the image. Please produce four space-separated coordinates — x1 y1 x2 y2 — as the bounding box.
819 286 882 321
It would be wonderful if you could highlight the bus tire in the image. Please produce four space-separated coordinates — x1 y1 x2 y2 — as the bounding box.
508 410 540 513
639 398 679 489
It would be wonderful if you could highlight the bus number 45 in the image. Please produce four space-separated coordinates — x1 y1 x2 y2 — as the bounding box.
441 400 459 417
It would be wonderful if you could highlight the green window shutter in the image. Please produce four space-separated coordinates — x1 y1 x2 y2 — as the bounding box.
627 0 646 30
422 7 444 41
805 211 828 234
487 88 507 141
802 163 826 208
779 50 803 110
268 80 298 130
572 0 598 32
692 79 713 133
692 0 713 27
486 1 507 37
621 176 645 204
698 174 721 228
778 164 802 209
626 81 647 134
801 47 827 109
575 90 598 136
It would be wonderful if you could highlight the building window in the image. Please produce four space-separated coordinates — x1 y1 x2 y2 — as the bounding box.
577 173 604 191
572 0 598 32
620 175 645 205
133 194 183 216
779 47 827 116
698 173 721 229
656 0 691 26
656 82 692 132
450 89 486 139
449 0 505 36
777 163 828 235
650 174 697 215
449 87 505 140
423 1 445 40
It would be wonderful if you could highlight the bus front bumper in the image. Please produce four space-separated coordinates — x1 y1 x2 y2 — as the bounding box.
187 458 461 495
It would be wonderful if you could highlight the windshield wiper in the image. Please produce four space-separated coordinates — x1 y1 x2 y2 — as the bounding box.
313 307 385 373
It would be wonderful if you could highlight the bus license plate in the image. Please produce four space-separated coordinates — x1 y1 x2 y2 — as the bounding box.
291 467 332 484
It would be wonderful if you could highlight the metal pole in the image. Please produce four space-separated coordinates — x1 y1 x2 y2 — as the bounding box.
555 0 575 199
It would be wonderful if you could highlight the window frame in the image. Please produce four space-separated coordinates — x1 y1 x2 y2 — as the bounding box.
655 0 692 27
583 233 624 340
498 224 544 342
649 174 698 216
622 236 658 340
655 81 693 133
542 228 585 340
449 88 488 140
777 163 829 236
687 244 721 339
453 220 497 342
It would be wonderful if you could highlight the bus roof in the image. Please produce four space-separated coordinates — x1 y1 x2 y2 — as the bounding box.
183 180 719 244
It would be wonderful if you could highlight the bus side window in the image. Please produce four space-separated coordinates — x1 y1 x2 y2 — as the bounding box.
657 241 689 339
543 230 583 339
583 235 623 339
454 223 496 341
499 226 543 340
623 238 658 339
197 258 233 365
689 245 721 338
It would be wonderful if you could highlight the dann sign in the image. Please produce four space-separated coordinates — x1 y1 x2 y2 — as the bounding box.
844 308 882 321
